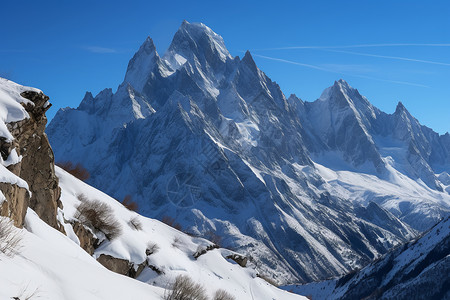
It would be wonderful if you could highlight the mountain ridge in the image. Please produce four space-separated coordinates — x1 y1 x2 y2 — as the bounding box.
47 21 450 284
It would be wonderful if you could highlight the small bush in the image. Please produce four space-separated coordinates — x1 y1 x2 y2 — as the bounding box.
205 230 222 247
146 242 160 256
164 275 208 300
128 216 143 231
172 237 182 249
0 217 22 258
162 216 182 231
57 161 90 181
75 197 121 240
256 274 278 287
213 289 235 300
121 195 138 212
12 284 41 300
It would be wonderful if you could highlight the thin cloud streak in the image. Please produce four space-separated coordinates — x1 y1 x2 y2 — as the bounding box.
83 46 118 54
253 54 429 88
252 43 450 51
324 49 450 67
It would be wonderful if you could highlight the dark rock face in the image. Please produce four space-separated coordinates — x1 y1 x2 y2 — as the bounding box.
226 254 248 267
71 221 97 255
97 254 147 278
0 90 62 230
0 183 29 227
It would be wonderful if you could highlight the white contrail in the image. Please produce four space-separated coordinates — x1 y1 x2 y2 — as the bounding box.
252 43 450 51
323 49 450 67
252 54 429 88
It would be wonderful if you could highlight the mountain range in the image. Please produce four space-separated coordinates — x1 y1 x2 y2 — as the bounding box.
47 21 450 284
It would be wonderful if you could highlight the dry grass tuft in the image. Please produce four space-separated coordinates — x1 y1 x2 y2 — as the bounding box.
75 196 121 240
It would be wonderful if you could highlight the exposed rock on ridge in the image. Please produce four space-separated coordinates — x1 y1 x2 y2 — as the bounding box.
0 85 61 230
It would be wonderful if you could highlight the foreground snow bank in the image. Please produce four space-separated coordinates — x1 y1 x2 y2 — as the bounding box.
0 210 163 300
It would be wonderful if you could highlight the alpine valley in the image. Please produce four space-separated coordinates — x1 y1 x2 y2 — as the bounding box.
47 21 450 287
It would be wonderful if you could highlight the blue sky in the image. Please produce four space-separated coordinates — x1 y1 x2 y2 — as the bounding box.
1 0 449 133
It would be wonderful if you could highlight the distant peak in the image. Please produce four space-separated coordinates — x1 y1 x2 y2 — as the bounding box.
84 91 94 100
395 101 407 114
140 36 157 53
334 79 351 89
178 20 212 35
242 50 256 66
164 21 231 70
124 35 168 93
78 91 95 112
318 79 352 101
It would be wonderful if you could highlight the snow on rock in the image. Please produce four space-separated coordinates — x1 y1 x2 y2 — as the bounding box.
0 78 35 189
0 78 36 141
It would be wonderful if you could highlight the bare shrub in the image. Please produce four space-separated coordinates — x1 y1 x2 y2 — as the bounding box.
256 274 279 287
205 230 222 247
121 195 138 212
77 194 88 202
164 274 208 300
0 217 22 258
12 284 42 299
162 216 183 231
75 198 121 240
56 161 90 181
213 289 235 300
146 242 160 256
172 237 182 249
128 216 143 231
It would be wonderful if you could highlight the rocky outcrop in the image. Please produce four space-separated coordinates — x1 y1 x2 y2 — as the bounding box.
0 90 62 230
71 221 97 255
0 183 29 227
226 254 248 267
97 254 147 278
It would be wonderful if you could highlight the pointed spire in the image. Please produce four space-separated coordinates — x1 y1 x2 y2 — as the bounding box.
78 91 95 112
124 36 163 93
242 50 257 68
395 101 407 114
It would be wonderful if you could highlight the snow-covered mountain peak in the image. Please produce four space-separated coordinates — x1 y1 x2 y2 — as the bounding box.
163 21 232 71
394 101 410 116
77 91 95 113
335 78 351 88
318 79 354 103
124 36 173 93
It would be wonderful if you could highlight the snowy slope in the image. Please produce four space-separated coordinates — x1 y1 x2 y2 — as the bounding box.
284 215 450 300
56 166 305 300
46 21 429 284
0 211 164 300
0 168 305 300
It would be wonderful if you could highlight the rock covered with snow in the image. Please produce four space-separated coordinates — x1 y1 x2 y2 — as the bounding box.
0 78 61 230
